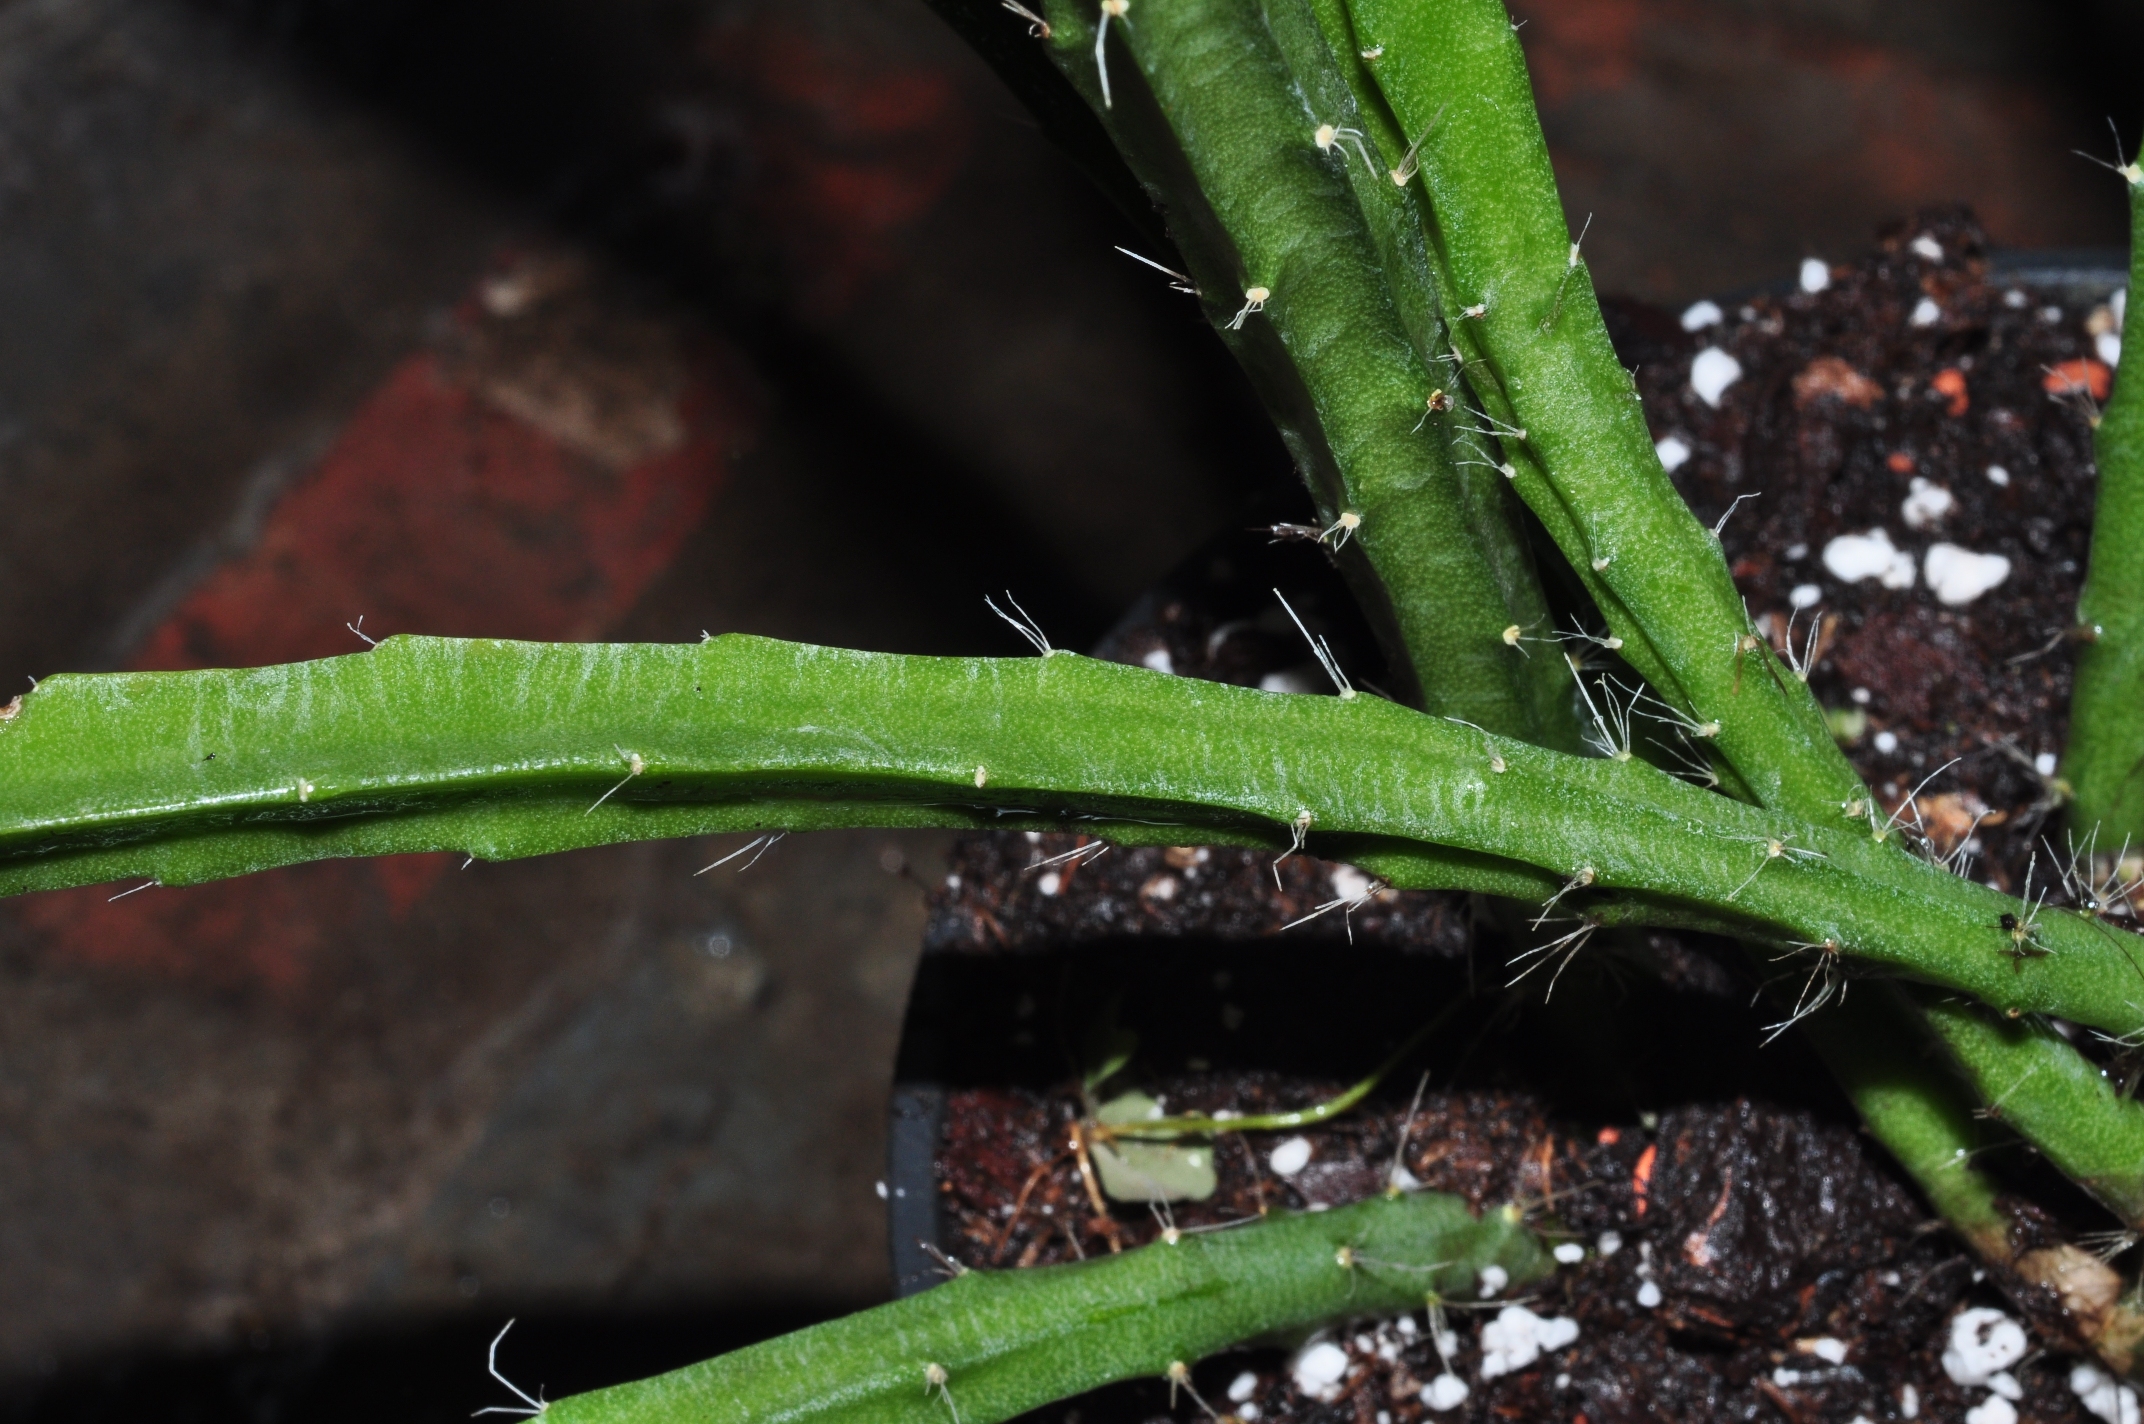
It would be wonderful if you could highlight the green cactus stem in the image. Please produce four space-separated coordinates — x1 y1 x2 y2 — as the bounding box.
1344 0 1862 817
2067 157 2144 843
6 635 2143 1040
541 1191 1548 1424
1038 0 1580 747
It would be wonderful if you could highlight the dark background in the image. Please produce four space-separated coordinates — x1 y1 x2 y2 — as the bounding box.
0 0 2137 1416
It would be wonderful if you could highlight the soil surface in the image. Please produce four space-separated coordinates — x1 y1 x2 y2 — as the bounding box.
907 213 2141 1423
1626 207 2113 893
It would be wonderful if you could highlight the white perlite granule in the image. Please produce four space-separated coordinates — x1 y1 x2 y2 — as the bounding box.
1924 543 2011 606
1942 1307 2028 1386
1268 1135 1312 1177
2072 1362 2143 1424
1680 299 1723 331
1421 1374 1470 1412
1689 347 1743 407
1823 528 1916 589
1479 1304 1581 1379
1289 1340 1349 1402
1965 1395 2017 1424
1900 477 1955 530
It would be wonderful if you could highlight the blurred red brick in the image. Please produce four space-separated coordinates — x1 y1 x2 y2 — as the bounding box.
21 266 757 993
704 17 971 320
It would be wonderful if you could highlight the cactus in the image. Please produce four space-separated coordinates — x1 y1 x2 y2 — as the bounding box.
1921 991 2144 1232
8 0 2144 1406
1043 0 1583 742
542 1192 1546 1424
8 634 2144 1031
2068 162 2144 842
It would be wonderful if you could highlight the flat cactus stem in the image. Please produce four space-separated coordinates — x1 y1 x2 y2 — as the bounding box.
541 1192 1549 1424
1920 991 2144 1231
5 635 2144 1038
1038 0 1579 749
1343 0 1863 821
2067 159 2144 842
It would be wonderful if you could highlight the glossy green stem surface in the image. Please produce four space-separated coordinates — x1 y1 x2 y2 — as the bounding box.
544 1193 1546 1424
6 635 2143 1037
2068 168 2144 842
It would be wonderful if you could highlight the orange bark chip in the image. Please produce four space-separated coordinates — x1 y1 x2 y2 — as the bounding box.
1791 355 1883 409
2045 358 2112 402
1932 367 1969 417
1632 1142 1658 1217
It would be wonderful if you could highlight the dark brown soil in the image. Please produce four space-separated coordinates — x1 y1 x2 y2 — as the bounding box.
936 1088 2070 1424
904 215 2140 1423
923 838 1471 956
1625 207 2115 891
